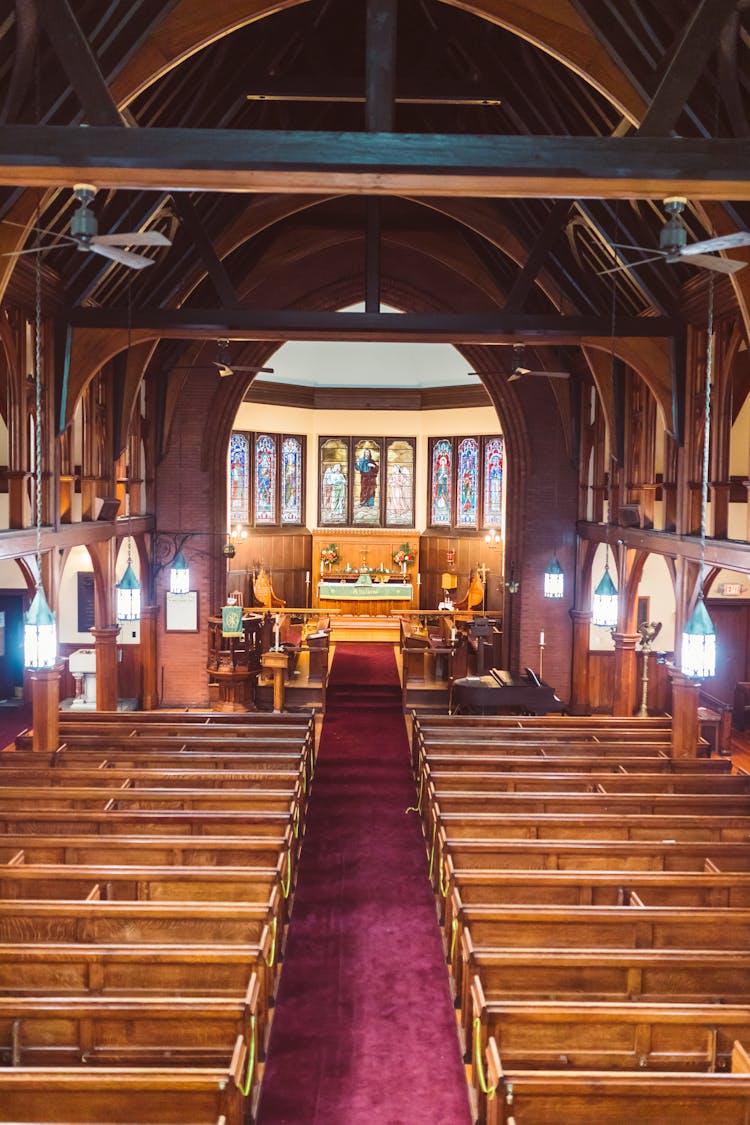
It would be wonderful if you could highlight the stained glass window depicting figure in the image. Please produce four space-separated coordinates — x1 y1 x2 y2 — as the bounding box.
457 437 479 528
281 437 302 524
385 438 415 527
254 435 277 524
319 438 348 525
483 437 504 528
229 432 249 525
353 438 382 526
431 438 452 525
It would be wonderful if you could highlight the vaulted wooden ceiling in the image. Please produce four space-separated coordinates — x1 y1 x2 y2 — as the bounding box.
0 0 749 434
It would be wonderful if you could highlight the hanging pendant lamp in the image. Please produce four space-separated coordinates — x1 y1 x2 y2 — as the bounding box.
169 549 190 593
681 271 717 678
117 554 141 622
592 559 618 628
24 206 57 670
544 554 564 599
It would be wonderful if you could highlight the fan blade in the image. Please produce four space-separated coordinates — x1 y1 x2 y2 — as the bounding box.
230 365 275 374
89 242 154 269
681 231 750 256
597 253 666 276
507 372 522 383
92 232 171 248
526 370 570 379
216 365 234 377
610 242 657 253
681 252 747 275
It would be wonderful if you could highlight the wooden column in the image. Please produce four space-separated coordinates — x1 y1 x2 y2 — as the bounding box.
568 609 592 715
29 666 62 752
140 605 159 711
611 632 640 716
90 625 120 711
669 669 701 758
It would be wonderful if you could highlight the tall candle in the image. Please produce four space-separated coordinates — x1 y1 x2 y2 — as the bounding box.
540 631 545 646
417 573 421 586
320 560 324 576
305 571 310 583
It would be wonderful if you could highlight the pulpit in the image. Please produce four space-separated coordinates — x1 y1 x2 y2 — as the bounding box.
207 612 263 711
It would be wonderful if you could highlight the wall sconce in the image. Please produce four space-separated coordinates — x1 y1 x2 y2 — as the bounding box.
485 528 502 549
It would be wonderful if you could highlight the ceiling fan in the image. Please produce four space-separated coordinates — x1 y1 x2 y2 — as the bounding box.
173 340 274 379
468 345 569 383
2 183 171 270
599 197 750 277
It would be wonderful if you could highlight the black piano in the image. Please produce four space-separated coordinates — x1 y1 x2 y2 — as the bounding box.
450 667 564 715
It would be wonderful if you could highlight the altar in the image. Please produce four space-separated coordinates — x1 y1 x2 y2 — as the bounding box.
318 575 413 615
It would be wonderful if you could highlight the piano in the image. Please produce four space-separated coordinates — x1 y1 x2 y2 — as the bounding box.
450 666 564 715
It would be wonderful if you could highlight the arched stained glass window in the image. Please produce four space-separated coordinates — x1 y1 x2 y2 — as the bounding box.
483 437 504 528
431 439 452 525
254 434 277 524
281 437 303 524
229 432 249 525
456 437 479 527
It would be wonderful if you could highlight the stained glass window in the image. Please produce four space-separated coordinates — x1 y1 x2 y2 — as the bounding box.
431 439 452 525
483 437 504 528
281 437 303 524
229 432 249 525
254 435 277 524
352 439 382 526
385 439 415 527
320 438 349 525
456 437 479 527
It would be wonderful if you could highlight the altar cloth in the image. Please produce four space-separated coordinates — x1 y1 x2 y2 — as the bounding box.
318 581 412 600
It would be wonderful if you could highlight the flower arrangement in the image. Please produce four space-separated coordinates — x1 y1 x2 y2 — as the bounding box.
320 544 340 565
392 543 415 566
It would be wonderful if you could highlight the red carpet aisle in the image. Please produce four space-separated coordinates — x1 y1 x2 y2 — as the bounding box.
257 642 471 1125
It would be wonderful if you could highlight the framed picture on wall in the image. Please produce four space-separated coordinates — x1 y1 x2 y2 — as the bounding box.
165 591 199 633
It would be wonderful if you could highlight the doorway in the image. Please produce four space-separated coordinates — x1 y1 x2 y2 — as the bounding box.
0 594 24 700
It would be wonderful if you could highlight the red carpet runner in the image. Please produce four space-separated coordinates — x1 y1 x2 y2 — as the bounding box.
257 642 471 1125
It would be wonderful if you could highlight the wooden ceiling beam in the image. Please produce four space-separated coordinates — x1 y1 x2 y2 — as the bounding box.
638 0 738 137
2 126 750 198
66 305 678 341
35 0 124 128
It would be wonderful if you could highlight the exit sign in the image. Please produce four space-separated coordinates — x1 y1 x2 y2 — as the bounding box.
721 583 745 596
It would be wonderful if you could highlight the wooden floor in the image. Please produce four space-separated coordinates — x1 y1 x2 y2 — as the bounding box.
728 728 750 772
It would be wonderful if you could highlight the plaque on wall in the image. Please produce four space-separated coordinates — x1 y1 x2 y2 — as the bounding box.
76 572 96 633
165 591 199 633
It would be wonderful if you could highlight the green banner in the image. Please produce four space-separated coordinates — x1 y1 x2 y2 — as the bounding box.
222 604 244 637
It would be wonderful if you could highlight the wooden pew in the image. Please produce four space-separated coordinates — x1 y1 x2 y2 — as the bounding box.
416 751 731 775
429 788 750 818
483 1048 750 1125
0 807 296 839
0 1066 247 1123
0 765 305 790
440 836 750 875
0 862 283 906
471 994 750 1074
0 830 293 869
0 981 258 1059
420 767 748 794
463 945 750 1006
454 904 750 1016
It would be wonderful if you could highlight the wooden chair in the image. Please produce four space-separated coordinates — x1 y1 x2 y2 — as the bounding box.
252 568 285 609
